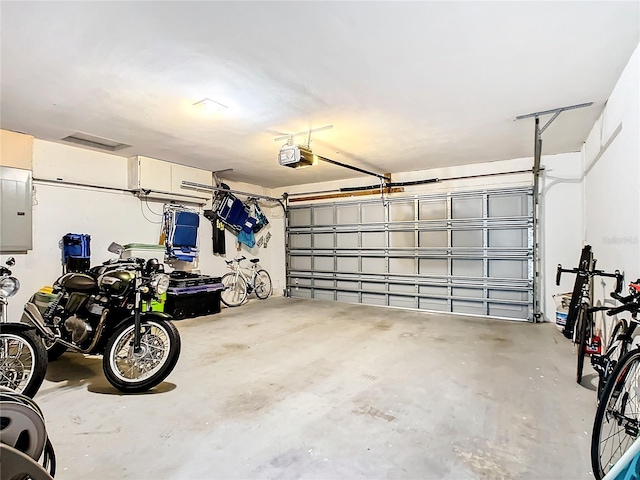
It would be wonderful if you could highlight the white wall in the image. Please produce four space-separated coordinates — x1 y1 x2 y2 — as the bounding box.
0 140 282 320
540 152 584 322
583 44 639 326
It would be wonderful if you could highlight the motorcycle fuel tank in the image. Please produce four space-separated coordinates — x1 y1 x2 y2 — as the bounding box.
59 273 98 292
97 270 134 296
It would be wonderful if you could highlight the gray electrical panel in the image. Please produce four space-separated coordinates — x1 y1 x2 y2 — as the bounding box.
0 166 33 252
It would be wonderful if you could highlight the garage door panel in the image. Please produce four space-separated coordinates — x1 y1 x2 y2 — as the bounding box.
313 233 334 248
452 230 483 248
290 234 311 248
287 187 533 321
362 293 386 306
419 200 447 220
488 194 527 217
337 205 359 224
362 203 385 223
419 231 448 247
389 258 415 275
489 303 529 320
313 206 334 225
362 282 386 292
362 231 385 248
291 288 312 298
419 258 448 275
389 295 415 309
452 299 485 315
313 290 335 301
336 257 358 272
337 232 358 248
419 285 448 296
488 259 528 279
290 208 311 226
362 257 385 273
390 231 415 248
390 202 415 222
452 259 483 277
419 297 449 311
290 256 312 270
488 228 527 248
452 287 484 299
452 197 483 219
313 257 334 271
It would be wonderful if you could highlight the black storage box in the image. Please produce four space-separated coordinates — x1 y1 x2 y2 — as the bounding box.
164 280 223 320
168 271 221 288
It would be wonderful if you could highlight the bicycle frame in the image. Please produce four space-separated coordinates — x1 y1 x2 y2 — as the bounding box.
226 260 259 290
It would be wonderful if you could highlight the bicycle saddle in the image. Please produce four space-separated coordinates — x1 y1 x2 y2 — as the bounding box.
250 259 259 264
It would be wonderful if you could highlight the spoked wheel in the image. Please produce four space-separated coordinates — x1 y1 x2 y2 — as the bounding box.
221 273 247 307
254 269 272 300
576 304 588 384
103 319 181 393
591 349 640 480
597 319 630 399
0 330 47 398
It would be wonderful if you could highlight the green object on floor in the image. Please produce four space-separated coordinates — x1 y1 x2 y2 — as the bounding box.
143 293 166 312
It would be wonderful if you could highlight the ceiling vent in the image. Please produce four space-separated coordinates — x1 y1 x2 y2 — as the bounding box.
61 132 131 152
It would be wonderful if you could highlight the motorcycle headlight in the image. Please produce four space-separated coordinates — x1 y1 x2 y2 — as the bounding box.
0 276 20 298
150 274 170 296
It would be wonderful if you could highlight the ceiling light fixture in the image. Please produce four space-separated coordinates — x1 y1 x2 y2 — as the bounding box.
193 98 227 114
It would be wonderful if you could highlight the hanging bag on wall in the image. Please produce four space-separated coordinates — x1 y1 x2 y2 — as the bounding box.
252 202 270 233
61 233 91 273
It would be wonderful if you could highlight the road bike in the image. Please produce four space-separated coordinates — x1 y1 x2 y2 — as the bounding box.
591 281 640 480
220 256 272 307
556 245 622 384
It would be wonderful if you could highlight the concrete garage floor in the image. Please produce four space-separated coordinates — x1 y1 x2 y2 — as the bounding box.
34 297 597 479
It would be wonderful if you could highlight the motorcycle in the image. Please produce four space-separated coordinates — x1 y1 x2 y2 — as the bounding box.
22 243 181 393
0 257 48 397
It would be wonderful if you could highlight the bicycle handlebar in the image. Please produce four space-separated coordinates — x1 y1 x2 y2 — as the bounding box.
555 264 623 291
225 256 247 266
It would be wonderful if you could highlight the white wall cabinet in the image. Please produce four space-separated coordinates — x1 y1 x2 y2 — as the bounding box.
128 156 212 201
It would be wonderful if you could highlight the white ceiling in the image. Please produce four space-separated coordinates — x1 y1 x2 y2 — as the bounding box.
1 2 638 188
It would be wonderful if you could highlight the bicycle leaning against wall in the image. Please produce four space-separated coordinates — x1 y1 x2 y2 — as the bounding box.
556 245 623 384
220 256 272 307
591 281 640 480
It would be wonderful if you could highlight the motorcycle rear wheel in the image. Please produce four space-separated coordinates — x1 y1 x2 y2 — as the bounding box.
103 319 181 393
0 330 47 398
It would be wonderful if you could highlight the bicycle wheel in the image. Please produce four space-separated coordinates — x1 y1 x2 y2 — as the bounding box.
254 269 272 300
591 349 640 480
220 273 247 307
576 304 589 384
597 319 630 398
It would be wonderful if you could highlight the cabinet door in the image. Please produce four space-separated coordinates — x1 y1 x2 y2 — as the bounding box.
139 156 172 193
0 167 32 252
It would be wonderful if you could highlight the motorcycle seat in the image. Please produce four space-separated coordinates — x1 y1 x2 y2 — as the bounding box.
60 273 98 292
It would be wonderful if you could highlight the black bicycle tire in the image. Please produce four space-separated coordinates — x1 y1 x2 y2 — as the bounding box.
254 269 272 300
591 348 640 479
577 304 589 384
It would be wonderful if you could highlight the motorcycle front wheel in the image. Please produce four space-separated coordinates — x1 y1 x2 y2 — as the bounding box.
0 330 48 398
103 319 181 393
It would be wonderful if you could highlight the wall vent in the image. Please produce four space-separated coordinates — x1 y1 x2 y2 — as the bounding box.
61 132 131 152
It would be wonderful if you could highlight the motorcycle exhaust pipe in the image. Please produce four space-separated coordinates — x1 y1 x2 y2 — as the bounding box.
22 303 56 341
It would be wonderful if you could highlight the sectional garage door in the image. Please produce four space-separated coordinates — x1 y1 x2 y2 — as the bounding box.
286 187 534 321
